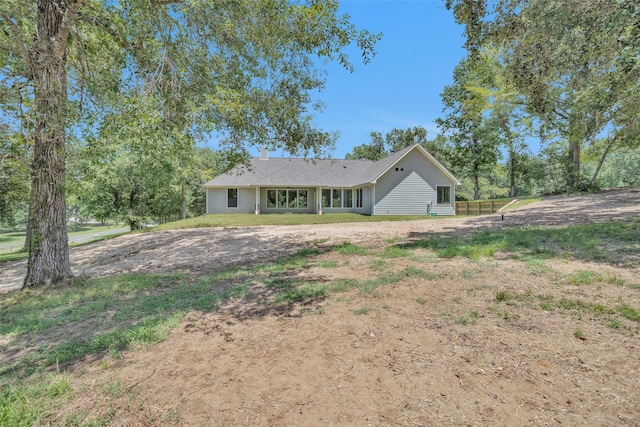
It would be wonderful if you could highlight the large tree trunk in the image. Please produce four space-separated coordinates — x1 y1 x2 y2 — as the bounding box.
567 138 581 189
23 0 73 288
473 163 480 200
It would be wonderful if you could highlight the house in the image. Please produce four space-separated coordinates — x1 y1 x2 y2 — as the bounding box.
203 143 461 216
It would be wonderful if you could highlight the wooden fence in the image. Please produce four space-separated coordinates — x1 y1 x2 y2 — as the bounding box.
455 200 510 216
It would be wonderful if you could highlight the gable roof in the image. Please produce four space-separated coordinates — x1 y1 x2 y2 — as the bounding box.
203 144 460 188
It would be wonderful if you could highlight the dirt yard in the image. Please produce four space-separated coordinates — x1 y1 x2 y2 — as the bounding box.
4 188 640 426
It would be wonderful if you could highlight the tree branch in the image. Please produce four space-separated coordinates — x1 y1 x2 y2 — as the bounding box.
56 0 84 58
0 12 32 78
150 0 183 5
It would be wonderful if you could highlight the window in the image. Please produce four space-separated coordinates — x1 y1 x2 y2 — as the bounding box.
298 190 308 208
344 189 353 208
322 189 331 208
267 190 277 208
321 188 358 208
356 188 363 208
266 189 309 209
288 190 298 208
227 188 238 208
332 189 342 208
437 186 450 204
277 190 287 208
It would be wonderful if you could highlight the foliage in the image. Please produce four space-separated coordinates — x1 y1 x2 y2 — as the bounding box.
445 0 640 194
345 126 454 168
437 57 501 200
0 0 381 286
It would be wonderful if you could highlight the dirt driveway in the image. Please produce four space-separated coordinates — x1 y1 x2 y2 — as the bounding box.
1 188 639 294
4 187 640 426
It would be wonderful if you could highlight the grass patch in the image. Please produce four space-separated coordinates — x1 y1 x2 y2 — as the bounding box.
381 246 412 258
0 373 73 427
334 241 369 256
151 213 435 231
316 260 340 268
495 291 512 302
402 219 639 264
454 316 470 325
369 259 390 271
618 302 640 322
273 282 328 303
524 257 553 275
353 307 373 315
567 270 601 285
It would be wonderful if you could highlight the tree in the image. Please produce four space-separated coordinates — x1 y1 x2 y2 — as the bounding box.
0 0 380 287
345 131 387 161
385 126 428 153
344 126 453 163
437 58 500 200
447 0 640 191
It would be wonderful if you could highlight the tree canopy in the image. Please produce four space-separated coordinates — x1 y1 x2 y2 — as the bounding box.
0 0 380 287
444 0 640 192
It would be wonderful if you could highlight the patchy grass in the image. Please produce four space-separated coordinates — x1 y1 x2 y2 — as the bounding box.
2 215 639 424
401 219 639 264
334 241 369 256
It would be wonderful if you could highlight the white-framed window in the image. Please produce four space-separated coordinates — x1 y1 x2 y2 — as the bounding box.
344 189 353 208
321 189 356 208
227 188 238 208
332 189 342 208
321 189 331 208
355 188 363 208
266 189 308 209
437 186 451 204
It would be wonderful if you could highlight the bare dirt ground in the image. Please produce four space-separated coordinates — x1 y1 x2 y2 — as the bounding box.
3 188 640 426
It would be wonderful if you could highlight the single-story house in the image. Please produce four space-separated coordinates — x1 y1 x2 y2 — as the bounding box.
203 143 461 216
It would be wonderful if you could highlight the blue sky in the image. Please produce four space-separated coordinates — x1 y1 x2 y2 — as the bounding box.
310 0 467 158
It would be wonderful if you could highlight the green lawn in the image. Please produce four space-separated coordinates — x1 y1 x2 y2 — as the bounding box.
1 224 120 245
0 224 126 259
150 212 441 231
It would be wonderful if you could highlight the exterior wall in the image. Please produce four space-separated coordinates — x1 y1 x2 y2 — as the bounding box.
260 187 316 214
206 187 256 214
361 186 373 215
373 150 456 215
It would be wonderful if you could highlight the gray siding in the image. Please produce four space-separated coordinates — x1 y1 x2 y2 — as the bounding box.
207 187 256 214
374 150 456 215
359 186 373 215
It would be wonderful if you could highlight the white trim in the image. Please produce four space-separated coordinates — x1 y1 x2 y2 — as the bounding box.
372 183 376 215
255 187 260 214
205 188 209 214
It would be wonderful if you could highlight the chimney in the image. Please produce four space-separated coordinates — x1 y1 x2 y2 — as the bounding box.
260 147 268 160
